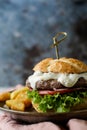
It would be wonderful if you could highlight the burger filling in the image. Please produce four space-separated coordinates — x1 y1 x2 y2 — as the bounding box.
26 71 87 90
27 71 87 113
27 89 87 113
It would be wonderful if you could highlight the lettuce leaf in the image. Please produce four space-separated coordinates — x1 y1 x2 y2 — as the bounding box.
27 90 87 113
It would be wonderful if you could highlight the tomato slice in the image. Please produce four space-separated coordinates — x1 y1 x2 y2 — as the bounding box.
38 88 75 95
38 87 87 95
29 87 87 95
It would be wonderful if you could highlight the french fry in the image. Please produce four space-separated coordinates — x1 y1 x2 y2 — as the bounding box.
0 92 10 101
6 100 25 111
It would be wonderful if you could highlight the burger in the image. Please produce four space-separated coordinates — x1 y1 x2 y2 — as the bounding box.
26 57 87 113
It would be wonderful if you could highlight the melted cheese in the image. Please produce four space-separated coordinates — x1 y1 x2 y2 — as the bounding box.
27 71 87 89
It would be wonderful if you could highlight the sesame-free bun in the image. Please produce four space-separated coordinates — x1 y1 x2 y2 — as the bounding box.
32 102 43 113
33 57 87 74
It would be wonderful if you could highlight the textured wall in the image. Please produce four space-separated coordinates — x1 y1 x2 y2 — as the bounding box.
0 0 87 86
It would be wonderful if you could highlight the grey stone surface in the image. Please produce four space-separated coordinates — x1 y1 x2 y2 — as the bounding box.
0 0 87 86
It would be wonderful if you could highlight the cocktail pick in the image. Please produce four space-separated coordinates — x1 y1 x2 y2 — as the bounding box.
51 32 67 59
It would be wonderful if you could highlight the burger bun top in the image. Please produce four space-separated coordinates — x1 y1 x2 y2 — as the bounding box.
33 57 87 74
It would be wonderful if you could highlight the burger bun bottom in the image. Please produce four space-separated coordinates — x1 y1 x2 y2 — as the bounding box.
32 98 87 113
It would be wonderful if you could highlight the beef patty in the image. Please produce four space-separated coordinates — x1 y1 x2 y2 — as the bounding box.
26 77 87 90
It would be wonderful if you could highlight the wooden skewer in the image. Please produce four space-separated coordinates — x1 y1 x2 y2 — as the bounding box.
51 32 67 59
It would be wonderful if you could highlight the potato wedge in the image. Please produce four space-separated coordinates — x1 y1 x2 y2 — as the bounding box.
6 100 25 111
15 91 31 107
0 92 10 101
10 87 29 99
